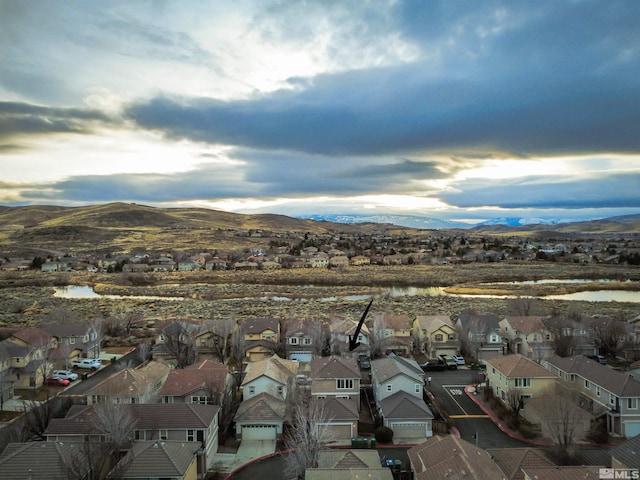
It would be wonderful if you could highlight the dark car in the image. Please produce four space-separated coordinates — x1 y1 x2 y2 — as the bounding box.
588 354 607 365
421 361 446 371
44 377 70 386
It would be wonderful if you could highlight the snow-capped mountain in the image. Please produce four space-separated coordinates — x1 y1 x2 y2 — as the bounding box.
474 217 566 227
299 214 472 229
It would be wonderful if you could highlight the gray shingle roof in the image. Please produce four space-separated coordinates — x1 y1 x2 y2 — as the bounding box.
611 433 640 468
234 392 286 422
545 355 640 397
379 391 433 420
371 355 423 384
109 440 200 478
311 356 360 379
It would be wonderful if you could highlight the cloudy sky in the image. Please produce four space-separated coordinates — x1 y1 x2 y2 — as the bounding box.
1 0 639 224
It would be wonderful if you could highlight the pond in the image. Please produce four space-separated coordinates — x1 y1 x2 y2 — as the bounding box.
53 281 640 303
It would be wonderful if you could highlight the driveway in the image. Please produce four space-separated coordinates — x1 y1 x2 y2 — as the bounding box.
236 440 276 460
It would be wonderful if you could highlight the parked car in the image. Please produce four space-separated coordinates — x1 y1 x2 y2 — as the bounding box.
451 355 466 365
51 369 79 381
72 358 102 370
44 377 70 386
445 359 458 370
588 354 607 365
421 361 446 371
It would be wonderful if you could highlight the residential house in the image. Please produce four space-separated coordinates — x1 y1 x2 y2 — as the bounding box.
306 449 393 480
241 354 297 401
329 317 370 358
86 361 171 404
44 403 220 473
376 314 413 356
284 319 325 362
161 359 231 405
520 466 601 480
413 315 459 358
108 440 201 480
40 322 100 368
408 436 506 480
486 448 555 480
311 356 361 407
499 316 554 361
543 355 640 438
4 327 56 388
611 434 640 469
485 354 557 407
455 313 505 362
0 441 98 480
242 317 280 362
350 255 371 266
152 320 200 366
234 392 286 441
310 396 359 444
192 322 233 363
371 355 432 442
41 261 69 272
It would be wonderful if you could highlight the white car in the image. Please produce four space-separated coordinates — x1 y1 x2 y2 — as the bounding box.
451 355 466 365
51 369 79 381
72 358 102 370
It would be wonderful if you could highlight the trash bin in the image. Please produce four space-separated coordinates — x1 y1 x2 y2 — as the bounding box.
370 438 377 449
81 373 88 380
351 438 357 448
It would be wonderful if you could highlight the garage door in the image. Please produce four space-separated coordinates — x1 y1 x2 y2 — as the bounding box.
323 424 353 441
391 423 425 439
625 421 640 438
436 348 457 358
242 425 277 440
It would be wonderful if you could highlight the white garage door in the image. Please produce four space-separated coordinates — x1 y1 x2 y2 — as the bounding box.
323 424 353 441
436 348 457 358
242 425 277 440
391 423 425 439
625 421 640 438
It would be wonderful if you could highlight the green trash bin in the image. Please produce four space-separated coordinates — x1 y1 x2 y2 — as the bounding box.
370 438 377 449
351 438 357 448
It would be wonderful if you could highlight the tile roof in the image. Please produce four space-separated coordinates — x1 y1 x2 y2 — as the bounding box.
502 316 546 335
87 361 170 397
234 392 286 422
44 403 219 436
161 360 228 396
111 440 200 478
380 391 434 420
371 355 424 384
0 441 97 480
408 436 506 480
242 354 298 386
486 354 556 378
487 448 554 480
311 356 360 379
544 355 640 397
611 433 640 468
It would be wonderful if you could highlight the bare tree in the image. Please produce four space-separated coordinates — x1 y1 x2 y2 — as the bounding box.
544 316 576 357
309 320 329 357
369 313 388 359
508 293 540 316
33 336 55 388
230 322 246 372
89 316 104 358
59 439 111 480
20 395 72 441
135 342 151 364
205 317 235 363
504 387 524 428
93 403 137 455
457 315 492 360
590 317 629 358
540 383 587 461
160 321 196 368
283 397 336 479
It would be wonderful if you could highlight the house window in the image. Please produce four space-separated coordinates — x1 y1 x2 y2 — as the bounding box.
289 337 299 345
387 384 392 392
191 395 209 404
69 338 75 344
159 430 168 440
489 335 499 343
163 396 174 403
337 379 354 390
415 384 421 394
435 334 443 342
610 394 616 406
200 338 206 345
337 395 350 399
248 386 256 395
303 338 312 345
135 430 146 440
358 334 364 342
596 386 601 397
277 386 284 396
628 398 638 410
585 380 590 390
546 334 551 340
131 397 137 404
187 429 195 442
570 374 576 382
448 334 456 340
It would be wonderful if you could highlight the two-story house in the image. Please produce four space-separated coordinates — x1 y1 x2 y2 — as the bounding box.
370 355 433 442
310 356 361 444
485 354 557 408
44 403 220 475
376 314 413 356
543 355 640 438
455 313 505 362
413 315 460 359
242 317 280 362
4 327 56 388
499 317 554 361
41 322 100 368
86 361 171 405
234 354 297 441
284 319 326 362
161 359 231 406
152 320 200 366
329 318 370 358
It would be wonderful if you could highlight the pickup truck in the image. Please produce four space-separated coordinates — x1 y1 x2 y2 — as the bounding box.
72 358 102 370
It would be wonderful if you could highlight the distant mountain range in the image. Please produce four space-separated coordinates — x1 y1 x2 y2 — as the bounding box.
300 214 569 229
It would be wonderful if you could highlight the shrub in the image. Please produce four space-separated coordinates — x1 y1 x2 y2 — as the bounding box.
375 426 394 444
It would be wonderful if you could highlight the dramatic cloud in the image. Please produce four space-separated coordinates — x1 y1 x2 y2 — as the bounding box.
1 0 639 223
